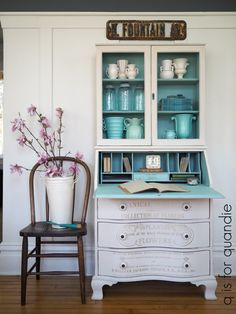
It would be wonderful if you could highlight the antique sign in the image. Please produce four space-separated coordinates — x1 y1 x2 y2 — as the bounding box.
106 20 186 41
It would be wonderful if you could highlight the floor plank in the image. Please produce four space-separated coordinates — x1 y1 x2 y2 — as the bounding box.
0 276 235 313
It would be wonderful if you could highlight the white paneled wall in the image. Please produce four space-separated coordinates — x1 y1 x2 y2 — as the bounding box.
0 13 235 275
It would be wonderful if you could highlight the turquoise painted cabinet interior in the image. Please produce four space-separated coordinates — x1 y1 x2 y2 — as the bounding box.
96 45 205 146
98 46 150 145
157 52 200 140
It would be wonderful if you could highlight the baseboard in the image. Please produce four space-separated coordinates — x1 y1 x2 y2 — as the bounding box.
0 241 95 275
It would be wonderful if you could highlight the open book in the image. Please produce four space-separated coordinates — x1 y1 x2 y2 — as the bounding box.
119 180 188 194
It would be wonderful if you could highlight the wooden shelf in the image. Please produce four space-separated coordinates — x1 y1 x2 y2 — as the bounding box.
103 111 144 114
158 110 199 115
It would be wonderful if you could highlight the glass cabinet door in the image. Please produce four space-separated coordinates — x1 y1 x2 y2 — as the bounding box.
152 45 205 146
96 46 151 146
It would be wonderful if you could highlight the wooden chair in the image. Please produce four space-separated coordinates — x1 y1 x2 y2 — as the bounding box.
19 156 91 305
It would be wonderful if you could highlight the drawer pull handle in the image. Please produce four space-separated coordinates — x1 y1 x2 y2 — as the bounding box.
184 262 190 269
183 233 190 240
120 204 127 211
120 233 127 240
182 203 191 211
120 262 127 269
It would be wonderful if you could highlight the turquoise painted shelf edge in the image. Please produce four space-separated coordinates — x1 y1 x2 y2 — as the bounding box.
94 184 224 199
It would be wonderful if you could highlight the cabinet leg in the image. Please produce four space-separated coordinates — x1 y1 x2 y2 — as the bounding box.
191 278 217 300
91 277 118 300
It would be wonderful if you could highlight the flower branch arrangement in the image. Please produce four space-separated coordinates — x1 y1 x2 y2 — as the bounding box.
10 105 83 177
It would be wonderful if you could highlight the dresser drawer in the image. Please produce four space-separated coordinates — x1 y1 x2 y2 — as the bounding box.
98 250 210 277
98 221 209 249
97 199 209 220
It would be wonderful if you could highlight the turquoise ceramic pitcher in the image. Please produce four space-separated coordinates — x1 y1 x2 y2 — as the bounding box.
124 118 144 139
171 114 196 139
104 117 125 139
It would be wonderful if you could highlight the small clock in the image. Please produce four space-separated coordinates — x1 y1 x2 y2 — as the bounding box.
146 155 161 169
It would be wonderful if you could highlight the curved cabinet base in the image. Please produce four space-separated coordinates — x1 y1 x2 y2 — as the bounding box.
91 277 118 300
91 276 217 300
191 277 217 300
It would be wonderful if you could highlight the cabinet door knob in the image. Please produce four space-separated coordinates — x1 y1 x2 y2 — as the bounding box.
120 204 127 211
182 203 191 211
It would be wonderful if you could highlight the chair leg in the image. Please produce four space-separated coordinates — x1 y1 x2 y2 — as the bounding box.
36 237 41 280
77 236 86 304
21 236 28 305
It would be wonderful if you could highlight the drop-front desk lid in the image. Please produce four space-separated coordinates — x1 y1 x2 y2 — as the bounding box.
94 184 224 199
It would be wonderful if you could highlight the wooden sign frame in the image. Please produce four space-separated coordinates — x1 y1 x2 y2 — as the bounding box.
106 20 187 41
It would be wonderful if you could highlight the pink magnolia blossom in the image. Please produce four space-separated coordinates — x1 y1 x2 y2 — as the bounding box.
10 164 23 175
11 105 84 177
11 118 25 132
75 151 84 160
39 128 47 138
41 117 50 128
43 135 51 146
17 135 27 146
38 154 49 165
27 105 37 116
45 165 63 177
56 107 64 118
69 163 79 176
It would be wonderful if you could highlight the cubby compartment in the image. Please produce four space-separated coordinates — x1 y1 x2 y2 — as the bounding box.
99 151 203 184
111 153 122 172
168 152 179 172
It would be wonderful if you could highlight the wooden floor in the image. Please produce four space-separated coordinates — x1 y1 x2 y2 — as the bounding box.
0 276 235 314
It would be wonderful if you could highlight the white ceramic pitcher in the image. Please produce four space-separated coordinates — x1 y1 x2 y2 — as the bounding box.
125 64 139 79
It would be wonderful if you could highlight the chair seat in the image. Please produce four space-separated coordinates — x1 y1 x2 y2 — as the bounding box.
20 221 87 237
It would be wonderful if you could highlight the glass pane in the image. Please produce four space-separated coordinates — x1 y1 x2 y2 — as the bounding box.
102 52 145 140
157 52 200 140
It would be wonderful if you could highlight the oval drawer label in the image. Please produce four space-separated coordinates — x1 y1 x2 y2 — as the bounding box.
98 222 209 249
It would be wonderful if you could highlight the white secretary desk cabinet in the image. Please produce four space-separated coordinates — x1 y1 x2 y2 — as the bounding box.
92 44 223 300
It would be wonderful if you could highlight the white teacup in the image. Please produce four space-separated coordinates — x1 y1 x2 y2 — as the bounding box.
106 64 119 79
